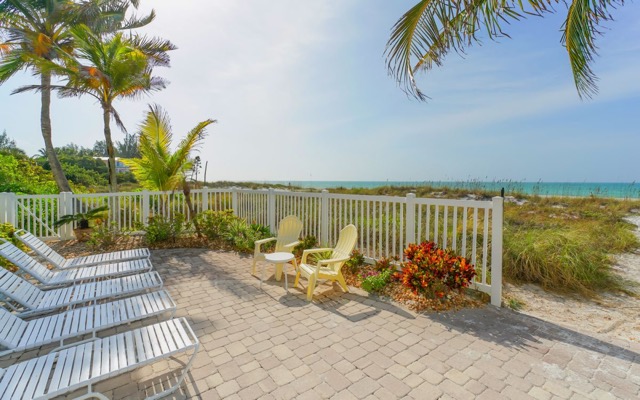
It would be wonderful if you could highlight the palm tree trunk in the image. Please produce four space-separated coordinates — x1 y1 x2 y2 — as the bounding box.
41 72 72 193
102 105 118 193
183 179 202 238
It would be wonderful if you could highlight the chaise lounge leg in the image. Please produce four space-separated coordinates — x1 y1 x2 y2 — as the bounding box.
146 343 200 400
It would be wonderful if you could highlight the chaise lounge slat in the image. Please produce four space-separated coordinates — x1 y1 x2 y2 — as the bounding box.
0 318 199 400
0 290 177 357
0 269 163 317
14 229 150 270
0 240 153 288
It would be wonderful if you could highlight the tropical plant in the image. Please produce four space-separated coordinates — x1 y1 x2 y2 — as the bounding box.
385 1 626 100
54 204 108 229
126 104 214 191
0 0 152 192
395 241 477 299
143 213 188 244
125 104 215 233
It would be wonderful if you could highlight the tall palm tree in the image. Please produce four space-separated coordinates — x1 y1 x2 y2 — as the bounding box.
18 25 175 192
0 0 153 192
385 1 625 100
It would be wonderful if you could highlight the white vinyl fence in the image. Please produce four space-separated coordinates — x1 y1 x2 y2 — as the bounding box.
0 189 503 306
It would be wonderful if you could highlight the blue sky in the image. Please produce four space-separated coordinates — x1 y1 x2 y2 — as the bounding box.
1 1 639 182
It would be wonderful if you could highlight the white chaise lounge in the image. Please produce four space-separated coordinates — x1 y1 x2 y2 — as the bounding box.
0 318 199 400
0 290 176 357
14 229 150 269
0 239 152 288
0 269 163 317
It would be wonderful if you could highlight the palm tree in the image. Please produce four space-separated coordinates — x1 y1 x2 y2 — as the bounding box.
385 1 625 100
0 0 153 192
126 104 215 191
20 25 175 192
125 104 215 233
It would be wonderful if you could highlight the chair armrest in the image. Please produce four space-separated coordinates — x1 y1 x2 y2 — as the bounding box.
254 237 276 252
317 256 350 266
301 248 333 264
281 241 300 251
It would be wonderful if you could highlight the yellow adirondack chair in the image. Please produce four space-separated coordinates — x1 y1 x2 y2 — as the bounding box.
252 215 303 280
294 224 358 301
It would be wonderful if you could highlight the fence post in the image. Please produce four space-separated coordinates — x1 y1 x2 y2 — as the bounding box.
320 190 329 245
0 192 17 226
142 190 150 226
201 187 209 212
490 196 504 307
405 193 416 248
59 192 74 240
268 188 276 233
231 188 238 216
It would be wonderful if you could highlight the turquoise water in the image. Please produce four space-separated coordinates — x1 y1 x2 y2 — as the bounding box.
260 181 640 199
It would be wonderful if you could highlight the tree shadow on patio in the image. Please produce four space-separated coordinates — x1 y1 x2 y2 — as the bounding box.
425 306 640 365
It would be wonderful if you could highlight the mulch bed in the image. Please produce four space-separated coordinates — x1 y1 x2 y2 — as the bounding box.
342 264 487 312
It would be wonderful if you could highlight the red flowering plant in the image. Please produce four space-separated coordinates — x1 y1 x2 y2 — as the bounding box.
394 241 477 299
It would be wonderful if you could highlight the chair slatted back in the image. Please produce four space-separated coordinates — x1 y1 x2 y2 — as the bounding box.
0 269 44 310
274 216 303 252
0 240 55 282
15 230 67 267
330 224 358 272
0 308 26 349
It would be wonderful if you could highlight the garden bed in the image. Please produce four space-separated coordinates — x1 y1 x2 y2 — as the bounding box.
342 262 486 312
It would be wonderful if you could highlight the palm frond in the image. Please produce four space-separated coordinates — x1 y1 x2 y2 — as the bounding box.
561 0 622 99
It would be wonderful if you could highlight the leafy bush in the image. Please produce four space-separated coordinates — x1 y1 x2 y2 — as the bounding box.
374 256 399 272
345 249 365 273
194 210 272 252
195 210 236 240
361 268 393 293
294 236 318 259
395 241 477 299
88 222 119 250
223 220 272 252
144 214 189 244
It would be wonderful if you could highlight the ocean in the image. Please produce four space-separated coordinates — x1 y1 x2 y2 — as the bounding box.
260 181 640 199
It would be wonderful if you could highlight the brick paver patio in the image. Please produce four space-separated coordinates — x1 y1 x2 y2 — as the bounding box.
3 248 639 399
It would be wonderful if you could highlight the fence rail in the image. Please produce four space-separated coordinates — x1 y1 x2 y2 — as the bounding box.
0 188 503 306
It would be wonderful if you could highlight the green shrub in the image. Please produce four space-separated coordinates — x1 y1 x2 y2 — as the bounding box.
195 210 236 240
361 269 393 293
294 236 318 258
345 249 365 273
144 214 189 244
223 219 272 252
88 222 119 250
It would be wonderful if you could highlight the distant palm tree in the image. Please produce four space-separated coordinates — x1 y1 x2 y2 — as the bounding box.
385 1 625 100
126 104 215 192
0 0 153 192
17 25 175 192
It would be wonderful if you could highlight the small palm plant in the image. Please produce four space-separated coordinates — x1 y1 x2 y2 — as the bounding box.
54 205 109 230
124 104 216 236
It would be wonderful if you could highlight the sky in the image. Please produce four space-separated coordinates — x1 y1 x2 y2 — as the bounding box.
1 1 639 183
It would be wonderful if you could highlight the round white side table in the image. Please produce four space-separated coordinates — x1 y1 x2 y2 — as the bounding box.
263 252 298 291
